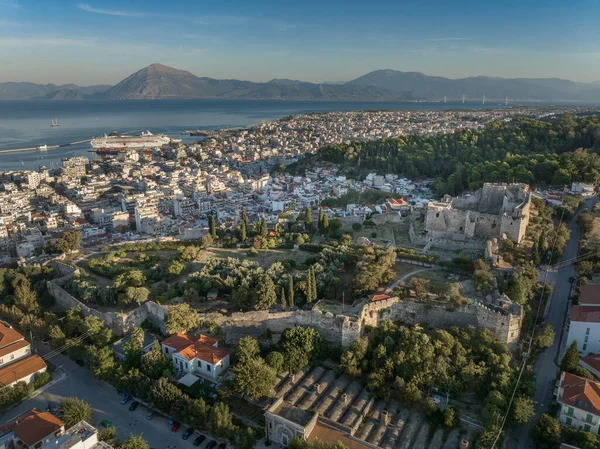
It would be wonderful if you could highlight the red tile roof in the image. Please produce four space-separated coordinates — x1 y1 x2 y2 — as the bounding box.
581 354 600 375
0 339 29 359
569 306 600 323
0 323 25 350
580 285 600 306
162 333 227 365
0 354 46 387
13 409 64 446
368 294 391 302
559 371 600 416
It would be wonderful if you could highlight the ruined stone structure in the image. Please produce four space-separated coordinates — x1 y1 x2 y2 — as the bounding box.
48 261 522 347
425 183 531 244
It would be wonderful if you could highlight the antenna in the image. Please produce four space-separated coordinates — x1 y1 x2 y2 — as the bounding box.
444 95 447 103
482 95 486 105
505 96 508 106
462 94 465 104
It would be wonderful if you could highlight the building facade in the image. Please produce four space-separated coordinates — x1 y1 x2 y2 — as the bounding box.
557 372 600 434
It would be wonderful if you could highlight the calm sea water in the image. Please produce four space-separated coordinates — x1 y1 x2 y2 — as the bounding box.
0 98 530 171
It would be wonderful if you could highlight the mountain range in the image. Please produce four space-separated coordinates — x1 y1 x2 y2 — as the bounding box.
2 63 600 102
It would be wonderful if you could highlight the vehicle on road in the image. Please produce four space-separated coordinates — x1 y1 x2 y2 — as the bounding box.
206 441 217 449
182 428 194 440
171 422 181 432
193 435 206 446
146 410 155 420
129 401 139 411
120 395 132 405
101 420 112 428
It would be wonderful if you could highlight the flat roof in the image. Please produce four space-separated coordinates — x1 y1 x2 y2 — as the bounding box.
274 403 314 427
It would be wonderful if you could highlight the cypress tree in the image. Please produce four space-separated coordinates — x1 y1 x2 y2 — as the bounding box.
305 208 312 231
240 211 247 241
288 276 294 308
280 286 287 308
561 341 580 372
209 214 217 238
318 207 324 231
311 267 318 302
260 217 268 238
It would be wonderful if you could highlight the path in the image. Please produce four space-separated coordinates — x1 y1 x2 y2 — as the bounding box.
385 267 441 293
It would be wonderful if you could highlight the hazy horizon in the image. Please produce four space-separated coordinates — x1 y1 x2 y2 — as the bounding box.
1 0 599 85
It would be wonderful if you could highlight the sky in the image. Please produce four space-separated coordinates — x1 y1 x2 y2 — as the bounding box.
1 0 599 85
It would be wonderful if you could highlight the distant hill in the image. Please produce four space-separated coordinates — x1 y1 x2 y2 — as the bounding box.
0 82 110 100
4 64 600 101
346 69 600 101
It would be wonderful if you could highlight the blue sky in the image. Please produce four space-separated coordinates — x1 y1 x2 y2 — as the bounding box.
0 0 598 85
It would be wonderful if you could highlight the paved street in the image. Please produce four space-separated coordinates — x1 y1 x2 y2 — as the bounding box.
508 196 598 449
1 344 221 449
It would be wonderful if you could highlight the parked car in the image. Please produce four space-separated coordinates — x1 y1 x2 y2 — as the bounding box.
146 410 155 420
129 401 139 411
171 422 181 432
120 395 132 405
101 420 112 428
182 428 194 440
168 417 176 425
193 435 206 447
217 443 226 449
205 441 217 449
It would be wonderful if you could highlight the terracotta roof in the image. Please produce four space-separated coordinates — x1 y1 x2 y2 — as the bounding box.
163 333 226 365
569 306 600 323
13 409 64 446
580 285 600 306
0 354 46 387
368 294 391 302
0 339 29 359
0 323 25 350
580 354 600 375
559 371 600 416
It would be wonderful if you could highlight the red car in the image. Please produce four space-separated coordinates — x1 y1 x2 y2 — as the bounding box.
171 422 181 432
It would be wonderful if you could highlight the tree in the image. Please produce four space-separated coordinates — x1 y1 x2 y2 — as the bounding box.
260 217 268 238
179 245 199 262
114 270 146 290
266 351 284 373
254 274 277 310
280 286 287 308
165 303 200 334
304 208 312 231
209 402 235 439
236 337 260 364
535 324 555 351
56 230 81 253
209 214 217 239
561 341 581 372
237 427 258 449
287 276 295 308
150 377 182 412
512 396 535 424
121 434 149 449
184 397 209 429
530 414 561 449
578 211 596 236
443 408 458 428
120 287 150 306
59 397 93 428
352 222 362 231
288 438 348 449
167 260 186 277
123 327 144 369
232 357 277 400
240 211 248 242
141 340 173 379
12 276 39 314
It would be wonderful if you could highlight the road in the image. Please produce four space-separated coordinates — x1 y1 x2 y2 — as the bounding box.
508 196 598 449
2 343 220 449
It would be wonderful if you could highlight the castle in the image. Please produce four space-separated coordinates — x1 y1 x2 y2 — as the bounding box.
425 183 532 244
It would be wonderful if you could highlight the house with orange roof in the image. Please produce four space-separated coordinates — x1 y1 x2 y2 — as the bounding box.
161 333 229 381
557 371 600 434
0 321 47 387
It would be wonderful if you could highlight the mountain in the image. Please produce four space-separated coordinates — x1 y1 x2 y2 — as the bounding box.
3 64 600 101
0 82 110 100
346 69 600 101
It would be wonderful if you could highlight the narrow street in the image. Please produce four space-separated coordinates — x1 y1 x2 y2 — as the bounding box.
508 196 598 449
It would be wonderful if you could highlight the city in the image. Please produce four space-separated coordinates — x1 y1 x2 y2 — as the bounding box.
1 1 600 449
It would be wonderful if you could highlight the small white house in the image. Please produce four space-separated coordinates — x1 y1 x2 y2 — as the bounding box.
161 333 229 382
557 371 600 434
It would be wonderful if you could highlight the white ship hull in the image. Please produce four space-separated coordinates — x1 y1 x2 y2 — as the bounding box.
90 133 171 150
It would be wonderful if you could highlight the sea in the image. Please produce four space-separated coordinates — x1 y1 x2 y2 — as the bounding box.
0 98 565 171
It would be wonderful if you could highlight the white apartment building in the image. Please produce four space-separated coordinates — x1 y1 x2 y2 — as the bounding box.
0 322 47 387
557 371 600 434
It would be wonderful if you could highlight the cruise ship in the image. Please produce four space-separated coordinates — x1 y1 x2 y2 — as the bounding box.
90 131 172 151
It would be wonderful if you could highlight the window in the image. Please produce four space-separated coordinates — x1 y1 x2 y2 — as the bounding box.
198 361 202 369
436 212 440 218
207 364 211 372
585 424 591 432
585 335 589 342
567 407 575 416
584 343 588 351
491 223 497 229
587 414 594 423
566 417 573 426
587 328 591 335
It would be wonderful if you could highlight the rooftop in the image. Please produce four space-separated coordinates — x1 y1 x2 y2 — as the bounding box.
10 409 64 447
569 305 600 323
579 285 600 306
273 402 314 427
0 354 46 387
559 371 600 416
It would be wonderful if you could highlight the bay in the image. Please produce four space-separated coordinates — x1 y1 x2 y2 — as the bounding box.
0 98 526 171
